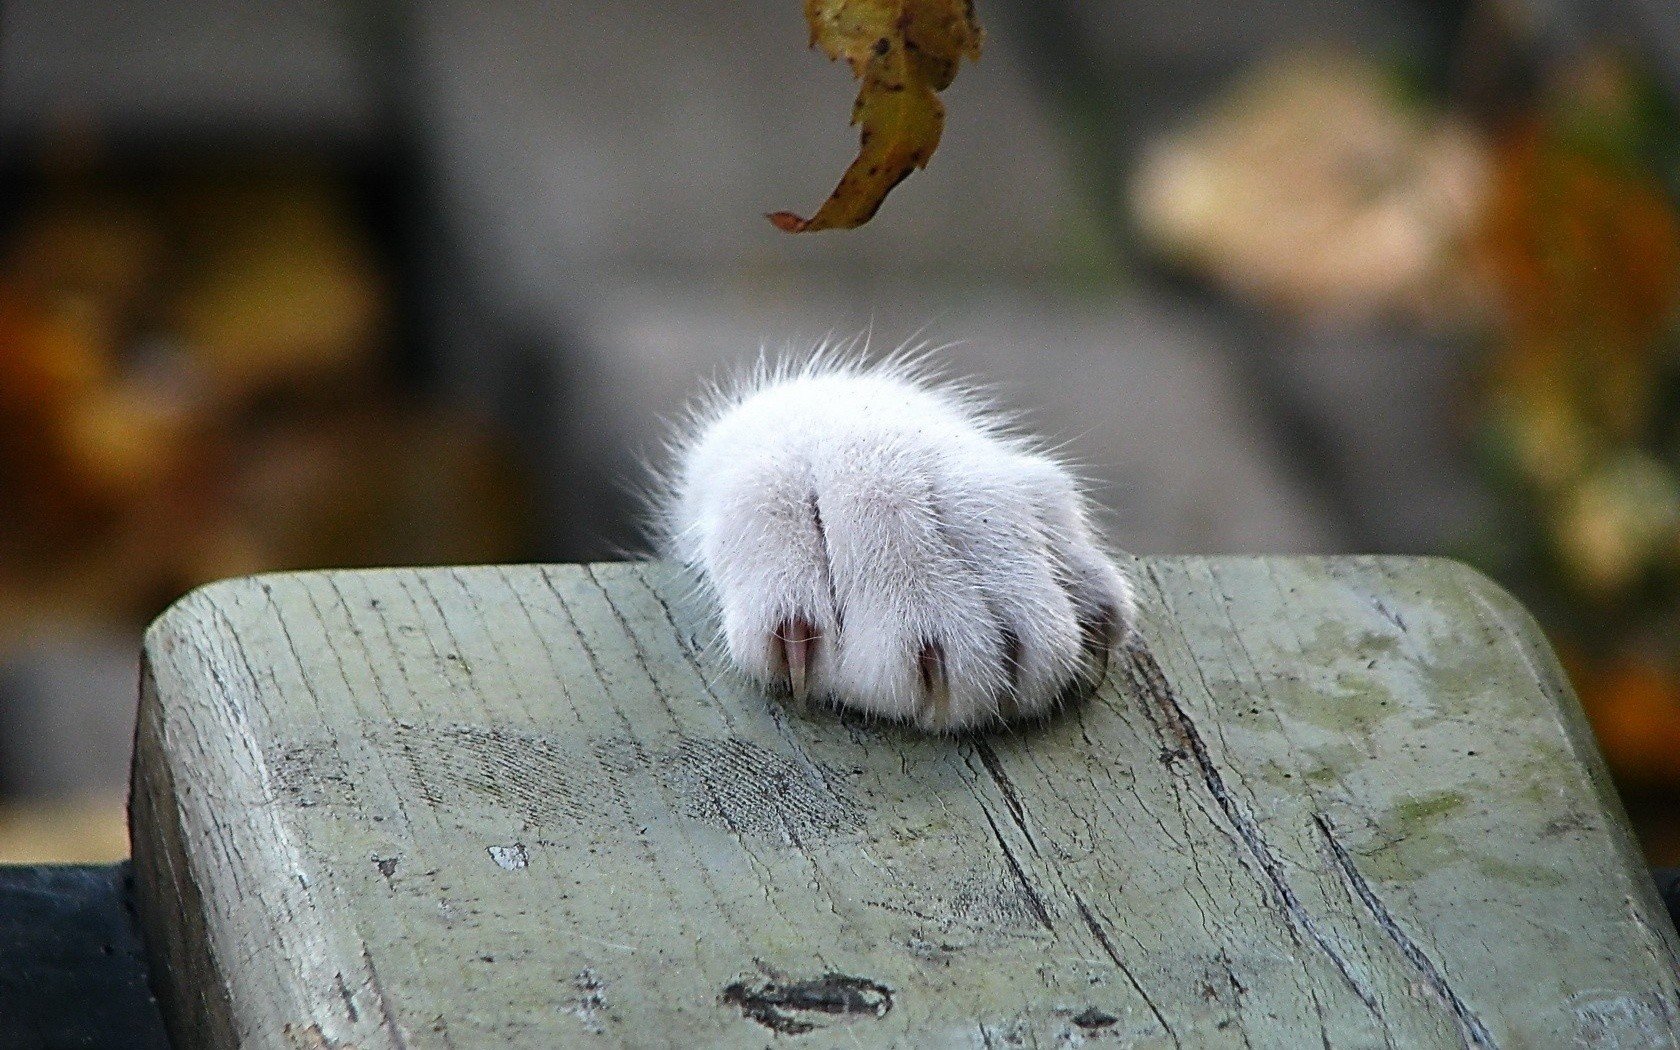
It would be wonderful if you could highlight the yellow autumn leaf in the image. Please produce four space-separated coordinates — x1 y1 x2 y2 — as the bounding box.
770 0 982 233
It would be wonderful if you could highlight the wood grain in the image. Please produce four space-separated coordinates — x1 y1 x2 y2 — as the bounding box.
130 558 1680 1047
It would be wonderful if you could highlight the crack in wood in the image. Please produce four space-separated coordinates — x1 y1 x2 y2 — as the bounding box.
359 946 411 1050
1314 814 1498 1049
1070 891 1179 1047
334 973 359 1023
581 566 690 727
975 803 1055 932
973 740 1039 856
1119 640 1394 1030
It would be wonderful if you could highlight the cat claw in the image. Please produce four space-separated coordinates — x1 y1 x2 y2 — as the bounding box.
775 617 818 700
1081 605 1118 686
917 641 951 725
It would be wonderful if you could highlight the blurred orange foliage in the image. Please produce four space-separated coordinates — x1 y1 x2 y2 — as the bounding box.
1579 653 1680 781
0 170 528 642
1475 58 1680 781
1479 122 1680 438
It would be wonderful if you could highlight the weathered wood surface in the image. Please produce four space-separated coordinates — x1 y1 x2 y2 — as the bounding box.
131 558 1680 1048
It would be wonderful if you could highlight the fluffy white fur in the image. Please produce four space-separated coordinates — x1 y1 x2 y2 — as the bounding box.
656 350 1134 732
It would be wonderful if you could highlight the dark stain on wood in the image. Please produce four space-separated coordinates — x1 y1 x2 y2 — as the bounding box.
721 971 893 1034
1072 1007 1119 1030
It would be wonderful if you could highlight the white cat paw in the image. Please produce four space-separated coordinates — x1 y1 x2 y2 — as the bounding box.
660 357 1134 731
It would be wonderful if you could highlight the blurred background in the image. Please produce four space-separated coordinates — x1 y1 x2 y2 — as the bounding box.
1 0 1678 864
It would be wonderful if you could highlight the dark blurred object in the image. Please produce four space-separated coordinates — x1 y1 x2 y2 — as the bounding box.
0 165 531 648
1653 866 1680 933
0 863 170 1048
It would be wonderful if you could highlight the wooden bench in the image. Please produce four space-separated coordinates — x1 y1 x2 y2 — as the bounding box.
130 558 1680 1047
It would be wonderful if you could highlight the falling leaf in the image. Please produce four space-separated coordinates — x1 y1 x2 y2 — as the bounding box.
770 0 982 233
